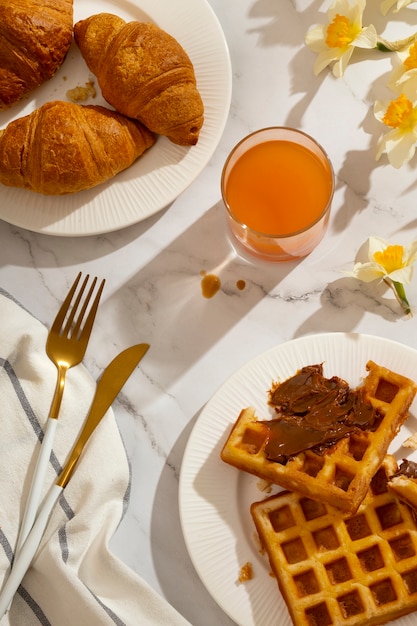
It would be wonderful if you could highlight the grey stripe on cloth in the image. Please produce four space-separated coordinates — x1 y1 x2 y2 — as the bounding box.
0 357 128 625
0 530 13 566
17 587 52 626
0 530 51 625
90 590 127 626
0 358 62 475
0 357 68 622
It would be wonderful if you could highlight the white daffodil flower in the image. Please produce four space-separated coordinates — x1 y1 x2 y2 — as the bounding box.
381 0 416 15
388 42 417 93
305 0 378 77
344 236 417 314
374 85 417 168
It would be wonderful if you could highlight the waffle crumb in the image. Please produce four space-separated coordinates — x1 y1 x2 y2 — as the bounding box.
404 432 417 449
238 562 253 583
257 479 272 493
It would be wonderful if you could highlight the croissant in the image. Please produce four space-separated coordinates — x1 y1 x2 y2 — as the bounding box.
0 101 155 195
73 14 204 146
0 0 73 109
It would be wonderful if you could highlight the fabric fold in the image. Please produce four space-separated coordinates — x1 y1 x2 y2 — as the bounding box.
0 289 190 626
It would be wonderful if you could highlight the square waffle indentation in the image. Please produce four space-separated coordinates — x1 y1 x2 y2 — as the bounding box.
357 544 384 572
281 537 307 564
337 590 364 618
348 434 369 461
376 502 403 530
375 378 399 403
304 602 332 626
325 557 352 584
402 568 417 595
370 465 390 496
313 526 339 551
300 497 327 522
333 465 354 492
240 425 266 454
370 578 397 606
344 514 372 541
294 569 320 597
389 533 416 561
269 505 295 532
300 452 324 478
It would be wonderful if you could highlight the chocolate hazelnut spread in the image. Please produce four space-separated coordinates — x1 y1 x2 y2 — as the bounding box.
262 364 379 463
394 459 417 479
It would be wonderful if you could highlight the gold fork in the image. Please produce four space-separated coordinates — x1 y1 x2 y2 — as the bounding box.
15 272 105 553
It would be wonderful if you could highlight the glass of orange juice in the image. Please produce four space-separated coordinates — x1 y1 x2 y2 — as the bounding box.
221 127 334 262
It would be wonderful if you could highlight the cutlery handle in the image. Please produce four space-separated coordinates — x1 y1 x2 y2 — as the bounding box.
0 484 62 619
16 418 58 553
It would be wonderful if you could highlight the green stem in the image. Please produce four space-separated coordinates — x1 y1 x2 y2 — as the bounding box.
384 277 412 315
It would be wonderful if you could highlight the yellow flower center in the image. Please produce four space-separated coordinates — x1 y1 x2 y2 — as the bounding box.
326 14 360 49
382 94 417 130
373 245 404 274
404 42 417 71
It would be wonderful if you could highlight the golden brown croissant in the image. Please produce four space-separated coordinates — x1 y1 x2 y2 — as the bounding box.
0 101 155 195
0 0 73 109
73 14 204 146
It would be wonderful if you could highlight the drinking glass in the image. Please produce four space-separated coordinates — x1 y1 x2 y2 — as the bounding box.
221 127 335 262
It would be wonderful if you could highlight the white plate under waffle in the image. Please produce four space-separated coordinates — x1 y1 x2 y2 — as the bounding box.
179 332 417 626
0 0 231 236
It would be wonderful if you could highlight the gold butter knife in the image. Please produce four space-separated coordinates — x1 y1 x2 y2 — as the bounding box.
0 343 149 618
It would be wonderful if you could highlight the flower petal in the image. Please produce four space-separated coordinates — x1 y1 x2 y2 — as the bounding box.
368 236 390 259
315 48 344 75
374 99 389 122
383 129 417 168
329 0 365 22
389 266 414 283
381 0 398 14
354 25 378 49
332 48 354 77
404 240 417 264
393 69 417 96
345 261 385 282
305 24 328 52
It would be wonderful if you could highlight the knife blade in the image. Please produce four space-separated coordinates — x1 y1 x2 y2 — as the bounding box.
0 342 149 618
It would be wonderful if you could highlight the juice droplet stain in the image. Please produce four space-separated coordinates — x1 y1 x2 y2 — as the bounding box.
236 280 246 291
200 271 221 299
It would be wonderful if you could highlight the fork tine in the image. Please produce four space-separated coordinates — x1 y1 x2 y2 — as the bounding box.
78 278 106 346
62 274 91 338
50 272 82 334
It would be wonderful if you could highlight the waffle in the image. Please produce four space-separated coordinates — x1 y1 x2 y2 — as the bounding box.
250 456 417 626
221 361 417 513
388 460 417 513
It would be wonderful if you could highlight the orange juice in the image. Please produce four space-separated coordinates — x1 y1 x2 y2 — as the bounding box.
224 139 333 235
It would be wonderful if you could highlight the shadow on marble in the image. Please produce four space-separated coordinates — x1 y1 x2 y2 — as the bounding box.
150 411 238 626
294 276 407 339
107 201 303 392
155 410 285 626
0 203 170 268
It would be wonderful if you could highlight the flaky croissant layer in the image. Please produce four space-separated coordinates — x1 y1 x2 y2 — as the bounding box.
74 14 204 146
0 0 73 109
0 101 155 195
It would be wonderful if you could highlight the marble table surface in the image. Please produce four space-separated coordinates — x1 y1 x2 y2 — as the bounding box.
1 0 417 624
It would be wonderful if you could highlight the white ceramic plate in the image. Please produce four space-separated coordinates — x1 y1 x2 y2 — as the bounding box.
0 0 231 236
179 333 417 626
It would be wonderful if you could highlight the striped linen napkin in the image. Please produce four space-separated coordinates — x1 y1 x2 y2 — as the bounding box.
0 289 190 626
